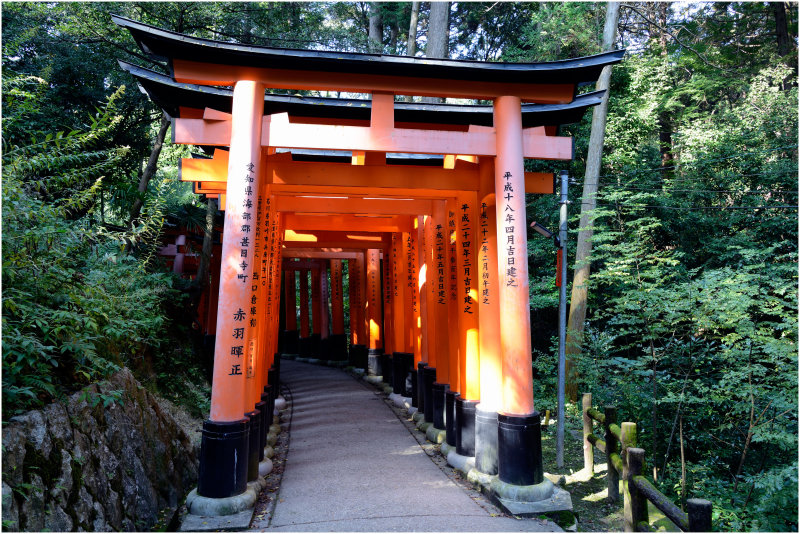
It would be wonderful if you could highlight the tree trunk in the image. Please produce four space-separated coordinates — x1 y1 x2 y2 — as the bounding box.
403 1 421 102
129 113 171 225
368 2 383 53
564 1 620 402
194 197 217 292
421 1 449 104
774 2 790 57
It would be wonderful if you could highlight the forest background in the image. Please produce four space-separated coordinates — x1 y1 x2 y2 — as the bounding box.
2 2 797 531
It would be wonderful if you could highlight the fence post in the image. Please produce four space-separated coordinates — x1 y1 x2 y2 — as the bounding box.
582 393 594 475
621 422 637 532
687 498 712 532
628 447 649 531
605 406 619 502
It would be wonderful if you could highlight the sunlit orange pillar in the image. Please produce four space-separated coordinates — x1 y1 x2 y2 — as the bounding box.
494 95 542 486
382 244 394 354
445 198 461 446
200 80 265 499
475 157 502 475
453 191 480 457
329 259 347 361
284 272 298 354
366 248 383 375
421 213 439 424
389 231 411 395
298 269 311 357
310 264 322 357
431 200 451 430
403 224 421 407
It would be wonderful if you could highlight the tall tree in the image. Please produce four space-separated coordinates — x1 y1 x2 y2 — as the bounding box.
368 2 383 53
422 1 450 103
564 1 620 402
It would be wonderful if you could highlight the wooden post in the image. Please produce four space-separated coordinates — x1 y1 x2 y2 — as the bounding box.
432 201 450 386
605 406 619 502
391 232 406 352
446 200 461 394
686 498 712 532
627 447 649 531
311 264 321 337
330 259 345 336
299 269 310 339
583 393 594 475
621 422 637 532
284 272 297 333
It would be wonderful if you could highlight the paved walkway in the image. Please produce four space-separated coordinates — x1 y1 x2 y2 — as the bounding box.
251 359 559 532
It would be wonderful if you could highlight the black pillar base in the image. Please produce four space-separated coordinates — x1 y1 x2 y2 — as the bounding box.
445 390 459 446
416 363 427 412
283 330 299 354
380 352 393 383
255 399 268 461
349 343 366 368
309 333 321 357
273 353 280 384
319 336 331 360
367 348 383 376
423 366 436 423
455 398 478 457
392 352 411 395
497 411 543 486
432 383 448 430
329 333 348 361
198 419 250 498
245 410 261 481
474 405 499 475
299 336 313 358
411 365 419 407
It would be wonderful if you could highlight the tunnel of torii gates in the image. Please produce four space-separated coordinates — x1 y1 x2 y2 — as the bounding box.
115 15 623 512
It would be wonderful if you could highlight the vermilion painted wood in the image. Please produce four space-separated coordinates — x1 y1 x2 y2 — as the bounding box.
330 259 345 336
382 239 394 355
432 200 451 386
390 233 406 353
173 114 573 159
284 272 297 332
446 199 461 395
209 81 265 423
366 249 382 351
170 58 575 102
477 160 503 412
284 214 414 234
457 191 481 401
417 216 430 366
494 96 535 416
299 269 310 339
310 265 321 336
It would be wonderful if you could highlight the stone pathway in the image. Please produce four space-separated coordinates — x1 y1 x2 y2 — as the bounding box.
249 359 560 532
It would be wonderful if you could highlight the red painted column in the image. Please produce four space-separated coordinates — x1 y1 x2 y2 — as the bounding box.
382 244 394 356
330 259 347 361
366 248 383 375
284 273 297 332
445 198 461 446
391 232 406 350
403 228 419 358
311 265 321 339
348 258 361 346
494 95 543 486
200 80 265 499
299 269 310 340
431 200 451 430
418 216 431 367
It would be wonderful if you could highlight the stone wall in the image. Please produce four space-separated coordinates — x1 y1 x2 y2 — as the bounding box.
2 368 199 532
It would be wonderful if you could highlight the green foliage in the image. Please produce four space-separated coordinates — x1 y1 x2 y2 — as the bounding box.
1 74 181 418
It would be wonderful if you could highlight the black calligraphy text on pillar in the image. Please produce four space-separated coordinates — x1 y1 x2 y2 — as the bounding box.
435 224 446 305
461 203 474 315
406 233 417 314
229 162 257 377
449 211 458 301
480 203 490 305
502 172 518 288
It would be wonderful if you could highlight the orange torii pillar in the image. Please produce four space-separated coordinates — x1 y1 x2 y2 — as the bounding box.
475 158 503 476
381 241 394 384
298 269 312 358
414 216 431 416
389 232 413 397
403 224 421 408
283 271 299 355
445 199 461 447
329 259 348 361
365 248 384 376
310 264 322 358
430 200 452 433
319 263 331 360
198 80 264 501
420 214 439 426
494 96 543 487
454 191 480 458
347 254 367 369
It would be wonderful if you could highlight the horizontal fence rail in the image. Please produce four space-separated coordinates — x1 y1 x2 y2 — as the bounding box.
582 393 712 532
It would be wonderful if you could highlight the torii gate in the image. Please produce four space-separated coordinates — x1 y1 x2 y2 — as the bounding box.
115 15 623 516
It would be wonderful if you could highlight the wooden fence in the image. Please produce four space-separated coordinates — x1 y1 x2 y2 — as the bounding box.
582 393 713 532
